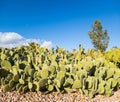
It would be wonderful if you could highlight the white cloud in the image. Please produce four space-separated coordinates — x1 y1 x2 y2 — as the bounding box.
0 32 23 44
40 41 52 49
0 32 52 49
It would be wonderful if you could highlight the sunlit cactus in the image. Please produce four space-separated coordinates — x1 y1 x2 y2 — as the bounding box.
0 43 120 98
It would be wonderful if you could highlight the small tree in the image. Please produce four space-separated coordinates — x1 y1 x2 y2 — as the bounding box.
88 20 110 52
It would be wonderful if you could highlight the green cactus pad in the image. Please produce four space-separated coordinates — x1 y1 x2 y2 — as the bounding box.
9 79 14 87
40 69 49 79
72 79 82 89
13 74 20 82
64 88 75 93
19 78 25 84
33 81 40 91
2 84 12 92
1 54 7 60
1 60 12 70
64 78 74 87
48 85 54 91
28 82 33 90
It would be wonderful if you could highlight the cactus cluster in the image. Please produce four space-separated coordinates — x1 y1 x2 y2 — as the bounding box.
0 43 120 98
105 48 120 68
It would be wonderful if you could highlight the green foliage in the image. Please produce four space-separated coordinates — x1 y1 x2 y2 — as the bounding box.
13 74 20 82
88 20 109 52
40 69 50 79
0 43 120 98
1 60 12 70
72 79 82 89
2 84 12 92
105 48 120 67
19 78 25 84
28 82 33 90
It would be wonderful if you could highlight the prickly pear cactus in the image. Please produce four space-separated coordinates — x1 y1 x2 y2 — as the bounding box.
0 43 120 98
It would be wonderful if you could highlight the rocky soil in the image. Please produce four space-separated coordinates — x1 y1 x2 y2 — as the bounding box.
0 89 120 102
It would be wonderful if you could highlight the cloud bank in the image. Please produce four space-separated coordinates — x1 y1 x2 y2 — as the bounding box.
0 32 52 49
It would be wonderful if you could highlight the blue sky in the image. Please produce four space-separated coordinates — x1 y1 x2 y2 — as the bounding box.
0 0 120 50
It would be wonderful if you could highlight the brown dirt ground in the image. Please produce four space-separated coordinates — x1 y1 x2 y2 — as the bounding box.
0 89 120 102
